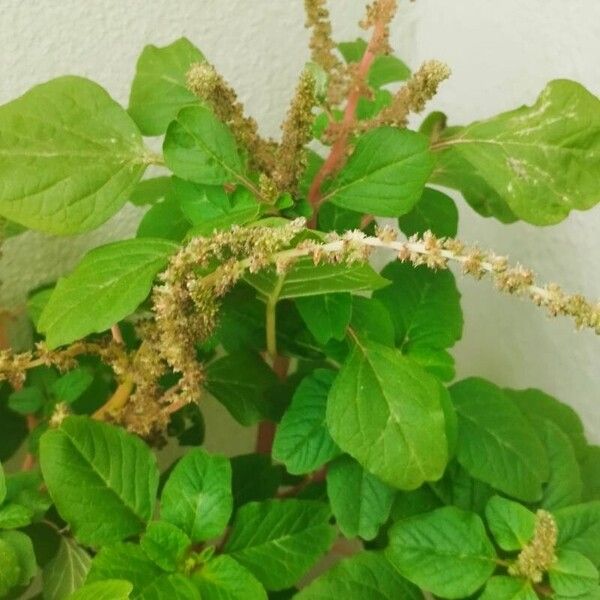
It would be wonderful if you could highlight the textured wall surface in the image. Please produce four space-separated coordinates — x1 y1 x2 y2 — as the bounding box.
1 0 599 443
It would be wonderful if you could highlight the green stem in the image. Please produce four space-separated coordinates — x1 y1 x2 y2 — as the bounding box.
265 275 284 359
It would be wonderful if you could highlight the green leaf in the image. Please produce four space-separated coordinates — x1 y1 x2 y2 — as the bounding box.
539 419 582 510
205 353 278 426
164 105 244 186
140 522 190 572
51 369 94 404
449 378 549 502
160 448 232 542
137 198 191 242
129 177 171 206
405 346 455 382
224 499 335 590
8 386 44 415
43 537 91 600
272 369 340 475
27 287 54 329
245 258 389 300
38 238 177 348
348 296 395 347
0 76 148 234
296 293 352 345
550 550 600 598
326 339 448 489
338 39 367 63
0 536 20 598
230 454 283 509
390 487 442 522
174 178 260 235
398 187 458 238
128 38 205 136
431 80 600 224
484 496 536 551
386 506 497 598
68 580 133 600
326 455 395 541
479 576 538 600
39 416 159 546
322 128 434 217
368 55 411 88
296 551 423 600
555 502 600 566
134 574 199 600
0 503 34 528
507 388 588 460
0 461 5 504
191 555 267 600
0 530 37 588
374 261 462 350
581 446 600 502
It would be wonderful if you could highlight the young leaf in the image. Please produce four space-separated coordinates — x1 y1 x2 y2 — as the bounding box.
539 419 583 510
129 176 171 206
398 187 459 238
0 76 148 234
296 293 352 345
484 495 536 551
160 448 232 542
549 550 600 598
0 503 34 529
322 128 434 217
67 580 133 600
373 262 462 350
137 198 191 242
129 38 205 136
38 238 177 348
386 506 497 598
43 537 91 600
479 576 538 600
224 499 335 590
432 80 600 224
0 536 20 598
326 455 395 541
205 352 278 426
140 522 191 573
163 105 244 186
555 502 600 566
50 368 94 404
296 551 423 600
191 555 267 600
272 369 340 475
133 574 199 599
449 378 549 502
0 530 37 590
39 417 159 546
326 339 448 489
338 39 368 63
367 55 411 88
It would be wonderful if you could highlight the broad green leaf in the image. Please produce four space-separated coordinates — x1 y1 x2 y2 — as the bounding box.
224 499 335 590
449 378 549 502
43 537 91 600
51 368 94 404
405 345 455 382
0 503 34 528
137 198 191 242
368 55 411 88
0 461 5 504
39 238 177 348
550 550 600 598
173 178 260 235
0 537 20 598
374 261 462 350
398 187 458 238
326 339 448 489
479 576 537 600
68 580 132 600
322 128 434 217
296 293 352 345
27 287 54 329
555 502 600 566
539 419 582 510
164 105 244 186
326 455 395 541
507 388 588 460
317 202 362 233
431 80 600 224
129 177 171 206
581 447 600 502
129 38 205 135
160 448 232 542
0 530 37 589
390 486 442 522
349 296 395 347
192 555 267 600
205 352 278 425
140 522 190 572
386 506 496 598
296 551 423 600
230 454 283 509
39 416 159 546
0 76 148 234
484 496 536 551
245 258 389 300
133 574 199 600
272 369 340 475
2 470 51 520
8 386 44 415
338 39 367 63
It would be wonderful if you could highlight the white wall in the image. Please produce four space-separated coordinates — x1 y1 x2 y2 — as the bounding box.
1 0 598 440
